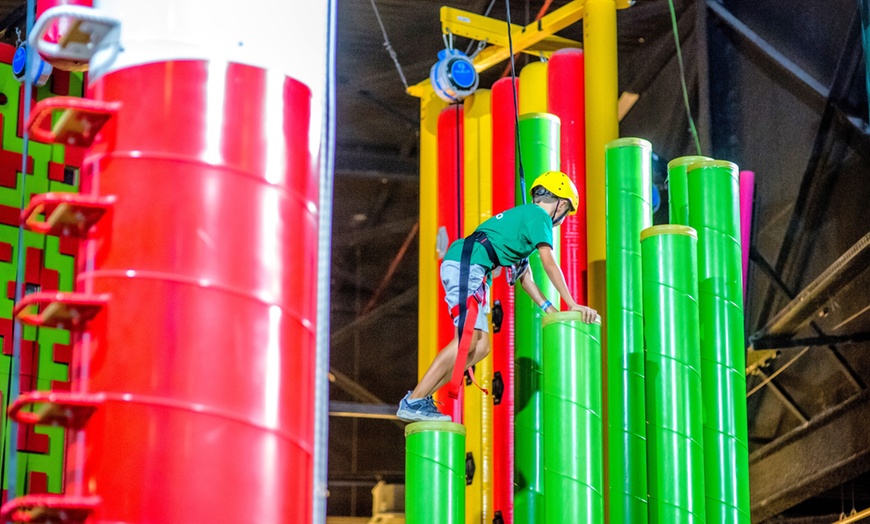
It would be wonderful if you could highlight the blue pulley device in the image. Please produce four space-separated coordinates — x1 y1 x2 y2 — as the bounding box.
12 42 52 87
430 48 479 102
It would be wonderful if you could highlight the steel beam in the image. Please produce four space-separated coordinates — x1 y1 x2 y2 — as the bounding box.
706 1 827 101
753 231 870 341
329 401 400 420
408 0 634 98
753 332 870 351
440 6 581 55
333 217 418 247
706 2 870 143
335 148 417 177
0 4 25 37
363 222 418 314
750 389 870 522
329 286 417 348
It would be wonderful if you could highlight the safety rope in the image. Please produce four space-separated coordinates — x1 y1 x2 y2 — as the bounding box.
368 0 409 90
464 0 499 55
667 0 702 155
455 103 462 243
6 0 37 501
505 0 527 205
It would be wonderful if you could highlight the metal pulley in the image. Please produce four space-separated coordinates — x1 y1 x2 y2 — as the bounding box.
12 42 53 86
430 48 478 102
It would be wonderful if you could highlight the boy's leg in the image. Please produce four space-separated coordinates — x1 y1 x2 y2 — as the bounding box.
411 329 481 399
426 328 490 394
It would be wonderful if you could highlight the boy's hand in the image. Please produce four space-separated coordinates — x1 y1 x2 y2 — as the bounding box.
570 304 599 324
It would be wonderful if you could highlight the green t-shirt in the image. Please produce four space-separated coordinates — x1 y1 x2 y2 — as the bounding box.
444 204 554 268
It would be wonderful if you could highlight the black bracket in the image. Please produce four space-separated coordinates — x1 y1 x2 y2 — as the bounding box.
492 371 504 405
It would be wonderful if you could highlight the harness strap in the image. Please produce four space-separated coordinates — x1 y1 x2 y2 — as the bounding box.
447 231 496 399
448 295 478 399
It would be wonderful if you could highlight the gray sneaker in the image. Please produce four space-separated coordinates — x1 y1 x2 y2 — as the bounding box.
396 392 451 422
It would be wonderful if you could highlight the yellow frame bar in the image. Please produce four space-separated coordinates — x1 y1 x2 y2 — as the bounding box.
407 0 633 98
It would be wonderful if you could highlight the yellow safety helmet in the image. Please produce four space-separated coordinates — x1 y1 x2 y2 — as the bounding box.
530 171 579 215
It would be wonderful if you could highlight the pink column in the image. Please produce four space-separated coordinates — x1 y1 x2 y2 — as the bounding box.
739 170 755 298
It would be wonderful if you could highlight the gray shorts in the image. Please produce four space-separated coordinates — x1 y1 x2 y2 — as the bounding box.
440 260 491 333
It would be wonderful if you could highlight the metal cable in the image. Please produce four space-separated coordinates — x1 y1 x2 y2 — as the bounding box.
667 0 702 155
456 103 462 237
464 0 499 55
312 0 338 521
505 0 527 204
368 0 409 90
746 345 810 397
7 0 36 501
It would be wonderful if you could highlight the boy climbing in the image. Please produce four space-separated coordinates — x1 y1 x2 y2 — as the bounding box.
397 170 599 422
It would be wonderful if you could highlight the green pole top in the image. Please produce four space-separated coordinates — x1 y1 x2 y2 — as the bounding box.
666 155 712 170
686 159 739 178
605 137 652 150
640 224 697 242
405 421 467 437
518 112 561 125
542 311 602 327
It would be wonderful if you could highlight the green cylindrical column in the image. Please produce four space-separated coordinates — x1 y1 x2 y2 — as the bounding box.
641 225 707 523
515 112 561 524
542 312 604 524
667 156 712 225
405 422 466 524
604 137 652 523
687 160 750 524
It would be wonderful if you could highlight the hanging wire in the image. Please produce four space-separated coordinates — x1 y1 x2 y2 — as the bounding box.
500 0 553 78
464 0 499 55
505 0 527 204
746 345 810 397
667 0 702 155
842 484 847 520
455 104 462 237
312 1 338 522
368 0 409 90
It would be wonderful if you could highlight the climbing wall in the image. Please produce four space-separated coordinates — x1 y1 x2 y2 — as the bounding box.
0 42 84 501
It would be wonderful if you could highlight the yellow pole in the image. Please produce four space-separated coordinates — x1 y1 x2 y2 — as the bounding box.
584 2 619 522
463 90 488 524
583 0 619 314
519 61 549 114
583 0 618 314
418 92 447 380
476 90 495 523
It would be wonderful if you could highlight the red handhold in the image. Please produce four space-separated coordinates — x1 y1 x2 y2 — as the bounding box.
0 494 100 524
27 97 120 147
13 291 108 329
20 192 114 237
7 391 103 431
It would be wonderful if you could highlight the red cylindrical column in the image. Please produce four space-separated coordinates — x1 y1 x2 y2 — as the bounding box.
71 60 318 522
491 76 518 524
547 49 587 306
436 104 464 420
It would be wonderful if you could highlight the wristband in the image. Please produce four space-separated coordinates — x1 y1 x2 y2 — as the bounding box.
540 300 553 311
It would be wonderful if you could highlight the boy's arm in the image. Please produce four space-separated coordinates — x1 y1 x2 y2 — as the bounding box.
518 269 559 314
538 244 598 323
